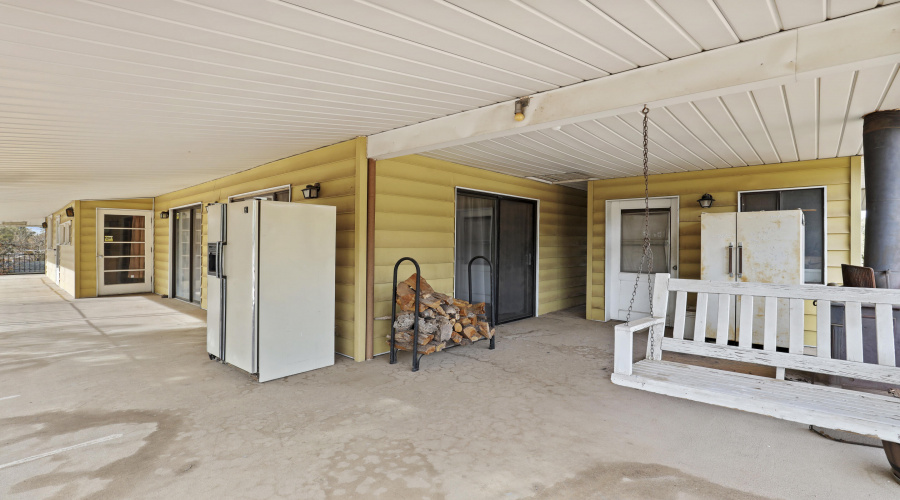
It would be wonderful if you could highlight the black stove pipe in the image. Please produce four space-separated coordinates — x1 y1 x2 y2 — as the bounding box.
862 110 900 289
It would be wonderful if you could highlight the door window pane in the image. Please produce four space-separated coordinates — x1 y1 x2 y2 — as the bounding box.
102 229 145 243
103 257 145 271
780 189 825 284
104 271 146 285
740 192 778 212
621 209 670 273
193 210 203 303
455 194 494 307
103 215 145 228
497 199 536 323
174 209 192 300
104 243 145 256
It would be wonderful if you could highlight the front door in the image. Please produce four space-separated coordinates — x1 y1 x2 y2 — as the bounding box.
606 197 679 322
455 190 537 324
97 209 153 295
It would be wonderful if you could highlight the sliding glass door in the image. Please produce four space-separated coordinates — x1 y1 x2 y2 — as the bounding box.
455 190 537 324
173 207 202 303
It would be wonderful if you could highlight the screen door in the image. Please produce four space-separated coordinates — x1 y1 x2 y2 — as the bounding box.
97 209 153 295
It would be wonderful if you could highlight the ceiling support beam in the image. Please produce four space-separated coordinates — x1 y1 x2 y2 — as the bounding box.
368 4 900 160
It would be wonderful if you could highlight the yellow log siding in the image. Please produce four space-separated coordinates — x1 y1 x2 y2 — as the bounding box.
373 155 588 355
78 199 154 298
152 138 368 360
45 202 78 298
587 157 863 346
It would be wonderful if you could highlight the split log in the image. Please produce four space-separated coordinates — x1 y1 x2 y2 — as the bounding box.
392 340 446 355
392 331 434 346
461 326 479 341
403 274 435 296
450 331 463 344
436 317 453 342
453 322 463 333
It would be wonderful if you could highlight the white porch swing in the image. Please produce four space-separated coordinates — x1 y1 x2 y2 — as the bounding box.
610 106 900 475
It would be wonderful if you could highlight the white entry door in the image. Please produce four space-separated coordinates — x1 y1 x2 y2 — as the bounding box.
606 197 679 322
97 209 153 295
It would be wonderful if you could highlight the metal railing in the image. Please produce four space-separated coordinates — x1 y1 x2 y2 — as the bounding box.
0 248 46 275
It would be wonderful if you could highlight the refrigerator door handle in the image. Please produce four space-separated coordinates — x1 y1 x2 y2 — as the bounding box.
736 242 743 279
217 241 225 278
727 243 734 277
219 275 227 361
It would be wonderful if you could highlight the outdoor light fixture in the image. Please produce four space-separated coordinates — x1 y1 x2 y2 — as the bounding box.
514 97 530 122
697 193 716 209
42 222 48 229
160 211 169 219
65 206 75 217
301 183 321 199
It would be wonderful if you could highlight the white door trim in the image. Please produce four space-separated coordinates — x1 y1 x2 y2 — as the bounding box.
96 208 154 296
605 196 680 322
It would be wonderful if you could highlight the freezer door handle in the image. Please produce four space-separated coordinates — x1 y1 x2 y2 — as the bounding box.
736 242 743 279
216 241 225 278
727 243 734 277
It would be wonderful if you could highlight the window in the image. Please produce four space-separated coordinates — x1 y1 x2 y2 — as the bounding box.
230 186 291 203
58 221 72 246
739 187 825 284
620 208 671 273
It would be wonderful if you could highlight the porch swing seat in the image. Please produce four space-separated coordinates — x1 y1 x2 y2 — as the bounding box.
612 273 900 443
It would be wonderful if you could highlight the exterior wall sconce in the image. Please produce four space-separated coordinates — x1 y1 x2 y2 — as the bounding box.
42 221 48 229
160 211 169 219
697 193 716 209
302 183 321 199
514 97 530 122
65 207 75 217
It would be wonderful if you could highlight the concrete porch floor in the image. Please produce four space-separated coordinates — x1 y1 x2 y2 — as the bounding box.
0 275 896 499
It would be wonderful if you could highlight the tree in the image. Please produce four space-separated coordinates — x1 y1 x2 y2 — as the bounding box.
0 227 46 254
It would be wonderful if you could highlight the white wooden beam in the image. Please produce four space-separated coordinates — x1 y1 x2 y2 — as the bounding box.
368 4 900 159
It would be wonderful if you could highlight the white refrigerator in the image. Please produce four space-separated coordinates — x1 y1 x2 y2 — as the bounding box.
700 210 805 348
206 199 336 382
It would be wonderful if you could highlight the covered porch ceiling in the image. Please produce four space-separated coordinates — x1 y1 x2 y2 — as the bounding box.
2 1 899 224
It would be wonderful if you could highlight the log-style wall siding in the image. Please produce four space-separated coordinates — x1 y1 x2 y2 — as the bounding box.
152 138 367 360
78 199 154 298
373 154 588 355
588 156 863 346
44 203 78 298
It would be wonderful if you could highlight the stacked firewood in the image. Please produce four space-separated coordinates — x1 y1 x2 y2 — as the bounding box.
391 273 495 355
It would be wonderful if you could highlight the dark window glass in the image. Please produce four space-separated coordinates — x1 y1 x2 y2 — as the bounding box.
621 209 671 273
231 189 290 202
740 192 778 212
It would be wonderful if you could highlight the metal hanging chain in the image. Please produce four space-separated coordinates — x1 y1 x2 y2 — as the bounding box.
625 105 655 325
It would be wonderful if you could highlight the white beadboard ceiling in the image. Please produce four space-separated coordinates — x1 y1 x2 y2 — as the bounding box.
421 62 900 183
1 0 898 223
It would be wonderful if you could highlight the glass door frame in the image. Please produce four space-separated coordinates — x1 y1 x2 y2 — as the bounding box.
169 204 203 304
454 188 539 324
96 208 154 296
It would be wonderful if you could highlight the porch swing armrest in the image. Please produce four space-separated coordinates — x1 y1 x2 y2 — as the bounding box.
613 318 666 377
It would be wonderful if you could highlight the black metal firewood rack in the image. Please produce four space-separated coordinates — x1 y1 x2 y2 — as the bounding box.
389 256 495 372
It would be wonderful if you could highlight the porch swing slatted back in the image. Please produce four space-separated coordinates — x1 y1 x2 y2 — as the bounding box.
664 277 900 383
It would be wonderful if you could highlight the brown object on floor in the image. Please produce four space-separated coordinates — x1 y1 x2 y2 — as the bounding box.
842 264 876 288
883 441 900 483
391 273 493 355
